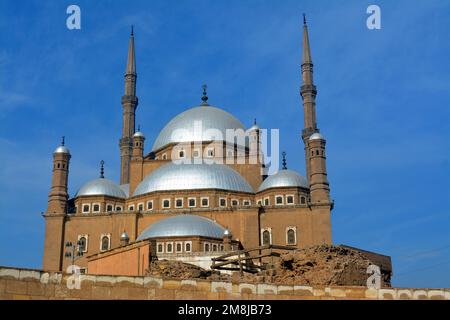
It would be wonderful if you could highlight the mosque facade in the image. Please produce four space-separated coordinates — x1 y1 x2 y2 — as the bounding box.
42 20 333 274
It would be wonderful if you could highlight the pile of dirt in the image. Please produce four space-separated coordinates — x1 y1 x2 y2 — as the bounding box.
242 245 391 287
145 245 391 287
145 260 230 281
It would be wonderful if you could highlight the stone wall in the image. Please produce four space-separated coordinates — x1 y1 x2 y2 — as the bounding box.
0 266 448 300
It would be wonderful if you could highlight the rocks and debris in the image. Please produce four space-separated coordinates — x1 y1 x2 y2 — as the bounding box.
241 245 391 287
144 245 391 287
145 260 230 281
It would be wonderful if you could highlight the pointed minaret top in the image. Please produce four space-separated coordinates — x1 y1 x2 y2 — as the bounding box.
302 14 312 65
282 151 287 170
100 160 105 179
126 27 136 75
201 84 209 106
61 136 65 146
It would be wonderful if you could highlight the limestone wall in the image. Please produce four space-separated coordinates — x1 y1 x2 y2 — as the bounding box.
0 266 448 300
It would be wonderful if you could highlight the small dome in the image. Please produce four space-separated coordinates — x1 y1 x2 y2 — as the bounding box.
309 132 325 141
54 146 70 154
152 106 246 152
224 229 232 237
258 169 309 192
133 131 145 138
137 215 226 240
133 162 254 196
76 178 126 198
120 231 129 240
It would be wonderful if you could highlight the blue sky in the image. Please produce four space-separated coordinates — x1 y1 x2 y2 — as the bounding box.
0 0 449 288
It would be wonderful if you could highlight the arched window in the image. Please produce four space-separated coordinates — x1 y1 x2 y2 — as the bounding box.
157 243 163 253
101 236 110 251
185 242 191 252
287 229 296 245
204 243 210 252
262 230 270 245
316 150 319 156
78 236 87 252
300 196 306 204
176 243 182 252
167 243 173 253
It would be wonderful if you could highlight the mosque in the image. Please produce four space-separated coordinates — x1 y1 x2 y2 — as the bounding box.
42 19 335 275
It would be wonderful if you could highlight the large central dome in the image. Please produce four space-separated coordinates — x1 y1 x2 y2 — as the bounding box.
133 162 254 196
152 106 246 152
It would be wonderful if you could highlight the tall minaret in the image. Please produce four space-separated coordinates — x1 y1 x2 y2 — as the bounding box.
119 26 138 185
299 15 331 204
300 14 319 182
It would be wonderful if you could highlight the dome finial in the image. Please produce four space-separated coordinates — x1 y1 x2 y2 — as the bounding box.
282 151 287 170
254 118 257 125
131 25 134 36
303 13 307 26
100 160 105 178
137 124 141 132
201 84 209 106
61 136 65 146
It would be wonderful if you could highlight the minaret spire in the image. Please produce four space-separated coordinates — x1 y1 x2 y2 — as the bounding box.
300 14 319 181
100 160 105 178
120 27 139 185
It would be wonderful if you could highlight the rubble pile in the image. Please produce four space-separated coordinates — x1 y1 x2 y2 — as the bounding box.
145 260 230 281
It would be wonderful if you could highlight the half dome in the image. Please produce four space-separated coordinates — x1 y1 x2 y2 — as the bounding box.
137 215 226 240
258 169 309 192
152 106 246 152
133 162 254 196
75 178 127 198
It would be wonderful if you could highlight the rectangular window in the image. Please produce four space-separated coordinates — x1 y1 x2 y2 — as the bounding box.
257 199 262 205
231 199 239 206
286 195 294 204
82 204 90 213
275 195 284 205
162 199 170 209
243 200 251 206
147 200 153 210
175 241 183 253
157 243 164 253
92 203 100 213
264 197 270 206
188 198 196 207
137 203 144 212
179 150 185 158
184 241 192 252
201 197 209 207
166 242 173 253
128 205 134 211
175 198 183 208
219 198 227 207
300 196 306 204
106 204 113 212
115 205 123 212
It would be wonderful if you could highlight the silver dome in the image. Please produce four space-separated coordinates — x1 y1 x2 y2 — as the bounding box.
136 215 226 240
152 106 246 151
76 178 127 198
120 231 129 239
133 162 254 196
54 146 70 154
133 131 145 138
258 169 309 192
309 132 325 141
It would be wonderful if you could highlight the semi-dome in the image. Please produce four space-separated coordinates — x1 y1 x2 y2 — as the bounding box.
258 169 309 192
136 215 226 240
76 178 127 198
152 106 246 152
309 132 325 140
134 162 254 196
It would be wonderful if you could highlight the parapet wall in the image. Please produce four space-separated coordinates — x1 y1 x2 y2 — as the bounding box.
0 266 448 300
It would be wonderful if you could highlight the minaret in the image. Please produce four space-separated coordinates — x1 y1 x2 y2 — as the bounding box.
119 26 138 185
43 137 70 271
132 125 145 160
308 133 330 203
46 137 71 214
300 14 319 181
